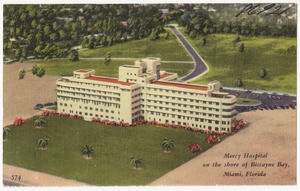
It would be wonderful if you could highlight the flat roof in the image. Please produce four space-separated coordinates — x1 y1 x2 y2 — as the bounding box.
160 73 173 79
75 69 92 73
86 76 135 86
152 81 208 91
122 65 141 69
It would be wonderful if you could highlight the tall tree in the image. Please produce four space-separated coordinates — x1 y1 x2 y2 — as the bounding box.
103 52 111 65
69 49 79 61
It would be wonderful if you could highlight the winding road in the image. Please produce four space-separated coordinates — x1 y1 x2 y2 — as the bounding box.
169 26 208 82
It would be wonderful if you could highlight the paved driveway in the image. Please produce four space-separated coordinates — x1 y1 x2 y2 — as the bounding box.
170 26 208 81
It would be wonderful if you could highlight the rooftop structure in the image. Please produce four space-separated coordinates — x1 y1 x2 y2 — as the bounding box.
57 57 237 132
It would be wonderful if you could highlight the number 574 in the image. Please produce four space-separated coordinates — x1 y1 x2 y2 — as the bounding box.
11 175 21 181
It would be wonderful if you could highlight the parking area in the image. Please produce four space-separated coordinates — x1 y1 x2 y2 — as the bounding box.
221 88 296 113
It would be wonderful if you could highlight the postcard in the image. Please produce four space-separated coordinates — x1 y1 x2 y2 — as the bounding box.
1 1 298 189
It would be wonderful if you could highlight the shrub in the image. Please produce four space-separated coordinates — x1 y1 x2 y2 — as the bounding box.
189 143 202 153
235 78 243 87
200 37 206 47
37 68 46 77
206 135 221 143
233 36 240 43
13 117 26 126
259 68 267 78
32 65 40 76
18 69 26 79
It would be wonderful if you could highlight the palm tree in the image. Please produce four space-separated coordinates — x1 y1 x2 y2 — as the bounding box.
81 145 94 159
34 117 46 128
130 156 142 169
3 127 11 140
37 137 50 150
161 138 175 153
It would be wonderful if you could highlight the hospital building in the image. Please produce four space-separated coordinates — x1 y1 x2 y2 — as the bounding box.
56 57 237 132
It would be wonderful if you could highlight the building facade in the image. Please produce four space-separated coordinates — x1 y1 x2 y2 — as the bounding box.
57 57 237 132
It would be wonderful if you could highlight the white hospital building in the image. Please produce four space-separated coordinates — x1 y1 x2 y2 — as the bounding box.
56 57 237 132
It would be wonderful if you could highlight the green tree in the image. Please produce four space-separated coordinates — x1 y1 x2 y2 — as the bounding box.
164 32 170 39
37 68 46 77
233 36 240 44
34 117 46 128
37 137 50 150
189 30 197 39
81 145 94 159
259 68 267 79
88 36 95 49
81 37 89 48
236 78 243 87
150 28 159 41
18 69 26 79
14 49 22 61
3 127 11 140
130 156 142 169
104 52 111 65
32 65 39 75
50 33 58 41
69 49 79 61
59 30 66 40
238 43 244 53
21 47 27 60
200 37 206 47
161 138 175 153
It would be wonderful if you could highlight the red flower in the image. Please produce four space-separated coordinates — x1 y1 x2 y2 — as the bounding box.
189 143 202 153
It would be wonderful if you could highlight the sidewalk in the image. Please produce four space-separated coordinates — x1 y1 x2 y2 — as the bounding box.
3 164 90 186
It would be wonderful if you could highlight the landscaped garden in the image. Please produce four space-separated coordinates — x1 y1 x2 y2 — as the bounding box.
3 112 236 186
179 28 297 94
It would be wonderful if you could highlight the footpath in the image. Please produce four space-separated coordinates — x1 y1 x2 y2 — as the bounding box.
3 164 90 186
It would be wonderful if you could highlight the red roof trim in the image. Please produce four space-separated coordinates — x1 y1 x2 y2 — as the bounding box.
152 81 208 91
86 76 135 86
160 73 173 79
75 70 90 73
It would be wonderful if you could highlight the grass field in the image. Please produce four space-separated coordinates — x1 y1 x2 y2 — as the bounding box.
3 115 225 185
79 29 192 61
179 29 297 93
34 59 194 78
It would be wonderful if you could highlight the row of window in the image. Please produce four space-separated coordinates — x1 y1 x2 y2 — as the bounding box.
58 85 120 96
146 110 227 124
145 93 222 106
146 106 221 118
69 80 119 90
147 117 230 132
58 97 120 108
146 87 206 96
145 101 221 112
57 91 120 102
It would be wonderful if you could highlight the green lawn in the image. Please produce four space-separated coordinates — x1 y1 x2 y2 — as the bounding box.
79 28 192 61
179 29 297 93
3 115 225 185
34 59 193 78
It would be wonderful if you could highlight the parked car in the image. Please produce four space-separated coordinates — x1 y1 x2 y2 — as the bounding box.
34 104 43 110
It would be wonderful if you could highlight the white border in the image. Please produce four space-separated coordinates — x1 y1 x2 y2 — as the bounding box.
1 1 299 191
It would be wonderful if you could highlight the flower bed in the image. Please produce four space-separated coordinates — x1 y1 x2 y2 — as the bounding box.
189 143 202 153
40 110 247 136
13 117 26 126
